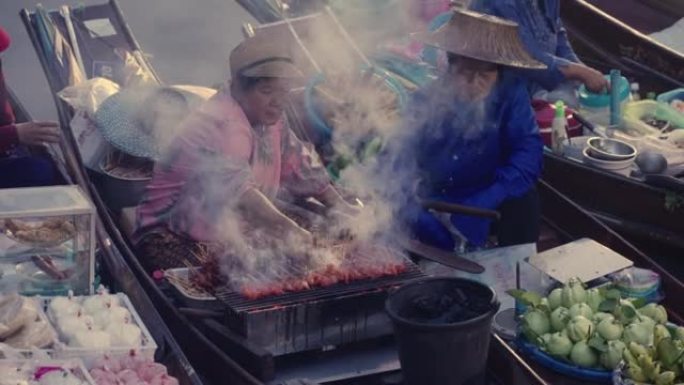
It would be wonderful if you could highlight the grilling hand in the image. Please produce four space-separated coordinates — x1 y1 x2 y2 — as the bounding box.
16 121 61 146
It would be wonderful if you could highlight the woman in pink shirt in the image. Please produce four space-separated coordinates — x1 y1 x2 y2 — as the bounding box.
135 35 353 272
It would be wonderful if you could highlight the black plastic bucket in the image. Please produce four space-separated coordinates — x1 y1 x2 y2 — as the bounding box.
386 277 500 385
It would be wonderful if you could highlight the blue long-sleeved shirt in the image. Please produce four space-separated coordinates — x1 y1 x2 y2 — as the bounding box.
399 71 543 247
470 0 581 91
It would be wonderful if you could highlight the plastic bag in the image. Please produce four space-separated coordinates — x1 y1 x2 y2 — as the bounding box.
68 111 110 170
0 294 37 340
116 48 158 88
57 77 120 117
609 267 663 303
3 316 56 349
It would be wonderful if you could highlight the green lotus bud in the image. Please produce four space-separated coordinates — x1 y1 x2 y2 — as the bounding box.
639 303 668 324
523 310 551 337
561 278 587 308
629 341 651 359
539 297 550 311
570 341 598 368
550 307 570 332
673 326 684 341
566 315 594 342
623 347 639 367
638 354 660 381
546 332 573 357
655 324 672 347
585 288 603 312
548 288 563 310
592 312 614 325
624 323 654 346
627 365 649 383
600 340 626 370
541 333 553 347
569 303 594 319
597 318 623 341
656 371 676 385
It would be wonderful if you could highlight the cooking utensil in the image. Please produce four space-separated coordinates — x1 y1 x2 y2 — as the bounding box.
635 151 668 174
582 147 635 171
401 239 485 274
586 137 637 161
420 200 501 220
572 112 597 133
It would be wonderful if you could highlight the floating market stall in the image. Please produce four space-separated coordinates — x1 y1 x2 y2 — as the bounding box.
2 84 202 384
21 0 684 384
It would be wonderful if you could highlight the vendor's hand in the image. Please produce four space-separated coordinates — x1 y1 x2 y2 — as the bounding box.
16 121 60 146
573 65 609 93
281 220 313 244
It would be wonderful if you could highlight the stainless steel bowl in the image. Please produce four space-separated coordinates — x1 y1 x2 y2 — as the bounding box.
586 137 637 161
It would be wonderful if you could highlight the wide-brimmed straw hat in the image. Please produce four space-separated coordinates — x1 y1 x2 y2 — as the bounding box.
229 33 303 79
412 9 546 69
94 85 209 160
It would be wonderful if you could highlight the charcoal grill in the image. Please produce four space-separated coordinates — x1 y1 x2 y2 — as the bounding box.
214 260 425 356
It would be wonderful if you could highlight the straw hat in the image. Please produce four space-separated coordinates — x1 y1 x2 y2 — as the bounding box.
229 33 303 79
94 86 208 160
412 9 546 69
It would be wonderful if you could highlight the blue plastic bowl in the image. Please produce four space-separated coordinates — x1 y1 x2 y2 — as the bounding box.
657 88 684 112
304 67 408 143
517 337 613 383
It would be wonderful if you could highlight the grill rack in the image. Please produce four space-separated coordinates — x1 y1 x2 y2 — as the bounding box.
214 260 425 313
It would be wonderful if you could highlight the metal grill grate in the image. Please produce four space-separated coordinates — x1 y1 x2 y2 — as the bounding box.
214 260 425 313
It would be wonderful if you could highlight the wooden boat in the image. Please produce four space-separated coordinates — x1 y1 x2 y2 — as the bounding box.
19 2 262 385
561 0 684 93
23 1 684 384
5 80 202 385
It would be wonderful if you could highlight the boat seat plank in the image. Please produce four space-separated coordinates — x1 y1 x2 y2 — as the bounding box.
586 0 679 34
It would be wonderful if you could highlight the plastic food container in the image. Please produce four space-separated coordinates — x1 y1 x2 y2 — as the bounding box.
623 100 684 136
578 75 630 127
0 358 96 385
43 293 157 369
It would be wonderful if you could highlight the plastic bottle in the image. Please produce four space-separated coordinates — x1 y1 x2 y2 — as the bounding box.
630 83 641 101
551 100 569 155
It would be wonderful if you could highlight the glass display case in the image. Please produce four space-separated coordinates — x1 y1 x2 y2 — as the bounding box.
0 186 95 295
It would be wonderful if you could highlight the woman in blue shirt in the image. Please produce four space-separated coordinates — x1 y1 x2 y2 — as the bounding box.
470 0 608 106
397 9 546 251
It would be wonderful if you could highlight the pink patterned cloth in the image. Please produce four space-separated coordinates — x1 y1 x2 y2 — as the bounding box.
135 90 330 242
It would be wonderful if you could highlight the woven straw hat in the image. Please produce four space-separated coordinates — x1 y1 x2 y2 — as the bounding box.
94 86 208 160
413 9 546 69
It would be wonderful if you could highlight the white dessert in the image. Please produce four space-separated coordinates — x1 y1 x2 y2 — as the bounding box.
70 330 111 348
105 322 142 347
57 314 93 342
38 370 85 385
48 297 81 319
82 295 119 315
92 306 131 329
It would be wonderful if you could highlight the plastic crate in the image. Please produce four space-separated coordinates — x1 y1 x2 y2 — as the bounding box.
42 293 157 369
0 358 96 385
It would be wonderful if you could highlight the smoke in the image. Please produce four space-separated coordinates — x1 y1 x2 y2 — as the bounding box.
144 0 496 296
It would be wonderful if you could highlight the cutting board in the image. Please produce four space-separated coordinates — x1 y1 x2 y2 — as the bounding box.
527 238 633 283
